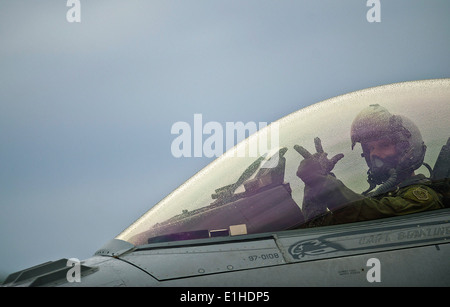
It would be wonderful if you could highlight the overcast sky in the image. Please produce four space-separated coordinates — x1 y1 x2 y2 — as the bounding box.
1 0 449 280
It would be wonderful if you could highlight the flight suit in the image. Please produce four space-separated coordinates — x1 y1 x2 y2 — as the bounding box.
302 174 445 228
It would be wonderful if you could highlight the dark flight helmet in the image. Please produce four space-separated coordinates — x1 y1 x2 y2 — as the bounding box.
350 104 427 192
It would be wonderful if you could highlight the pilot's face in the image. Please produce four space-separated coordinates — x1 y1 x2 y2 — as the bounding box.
365 138 399 181
366 138 398 161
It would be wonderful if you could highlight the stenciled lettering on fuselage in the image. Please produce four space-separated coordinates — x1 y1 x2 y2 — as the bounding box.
288 220 450 260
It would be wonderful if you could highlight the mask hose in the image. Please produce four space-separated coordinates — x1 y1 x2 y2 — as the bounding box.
363 168 398 197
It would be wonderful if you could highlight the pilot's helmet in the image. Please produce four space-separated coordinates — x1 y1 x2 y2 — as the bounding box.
350 104 426 185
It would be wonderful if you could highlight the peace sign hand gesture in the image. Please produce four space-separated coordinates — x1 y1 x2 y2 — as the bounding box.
295 137 344 185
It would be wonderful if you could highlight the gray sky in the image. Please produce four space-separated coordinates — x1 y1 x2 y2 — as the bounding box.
1 0 449 280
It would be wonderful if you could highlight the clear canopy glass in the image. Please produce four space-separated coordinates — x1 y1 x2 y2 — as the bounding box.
116 79 450 246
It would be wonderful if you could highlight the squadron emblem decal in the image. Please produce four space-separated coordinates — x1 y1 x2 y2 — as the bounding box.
288 239 341 260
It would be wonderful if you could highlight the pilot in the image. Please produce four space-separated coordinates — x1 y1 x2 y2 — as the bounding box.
295 104 446 227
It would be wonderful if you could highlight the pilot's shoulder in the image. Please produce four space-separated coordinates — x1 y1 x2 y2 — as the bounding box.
400 184 443 207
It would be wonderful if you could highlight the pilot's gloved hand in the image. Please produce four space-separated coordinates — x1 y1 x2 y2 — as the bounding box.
295 137 344 186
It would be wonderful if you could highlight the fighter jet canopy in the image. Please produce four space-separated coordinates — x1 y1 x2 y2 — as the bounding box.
116 79 450 247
